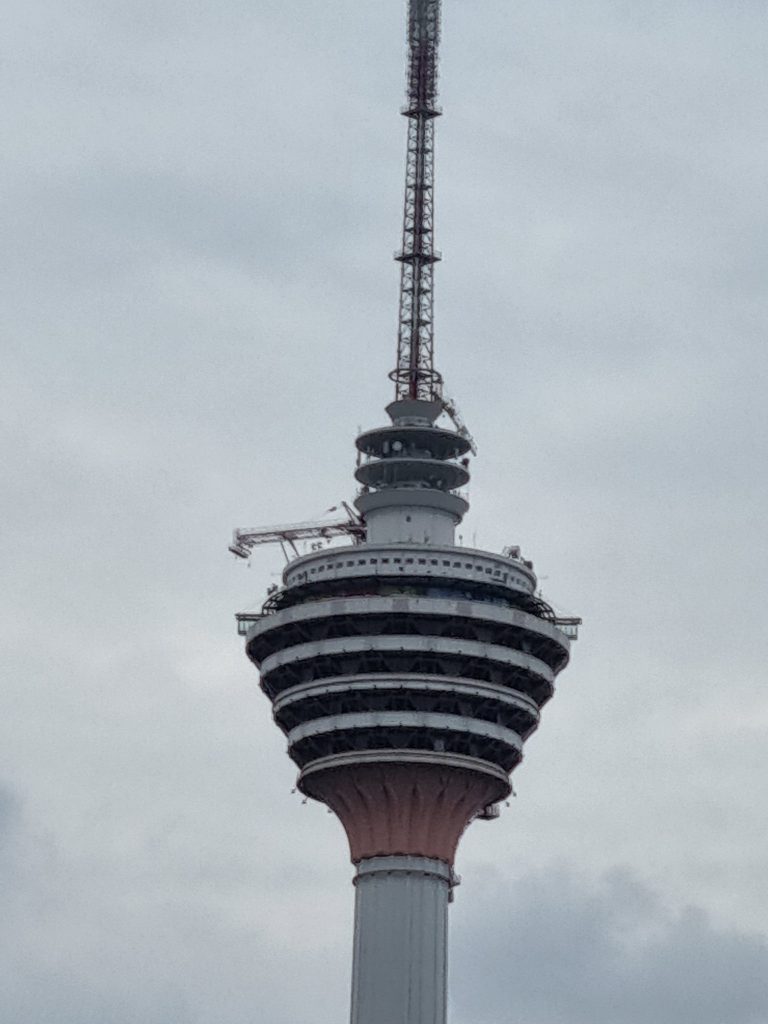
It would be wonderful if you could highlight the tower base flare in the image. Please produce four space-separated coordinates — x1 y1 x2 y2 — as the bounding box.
300 756 509 865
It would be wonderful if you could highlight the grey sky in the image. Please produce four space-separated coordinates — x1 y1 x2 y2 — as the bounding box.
2 1 767 1021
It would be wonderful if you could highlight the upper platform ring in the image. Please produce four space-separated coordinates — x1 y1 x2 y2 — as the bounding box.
356 425 471 461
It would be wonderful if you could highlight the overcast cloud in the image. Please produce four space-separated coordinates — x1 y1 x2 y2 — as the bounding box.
2 1 767 1021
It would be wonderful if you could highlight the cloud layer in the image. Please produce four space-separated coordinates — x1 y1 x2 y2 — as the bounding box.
453 867 768 1024
2 0 767 1020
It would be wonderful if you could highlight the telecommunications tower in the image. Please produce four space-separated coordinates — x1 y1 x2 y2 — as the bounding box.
230 3 579 1022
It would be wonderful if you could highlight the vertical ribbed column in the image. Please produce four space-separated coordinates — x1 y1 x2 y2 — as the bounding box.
350 856 451 1024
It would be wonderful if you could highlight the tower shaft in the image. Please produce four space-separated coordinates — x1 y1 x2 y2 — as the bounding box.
351 858 450 1024
393 0 443 402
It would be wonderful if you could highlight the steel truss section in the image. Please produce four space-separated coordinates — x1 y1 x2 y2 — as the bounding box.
392 0 444 402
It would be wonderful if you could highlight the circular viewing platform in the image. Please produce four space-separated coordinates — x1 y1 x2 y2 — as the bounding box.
243 540 572 860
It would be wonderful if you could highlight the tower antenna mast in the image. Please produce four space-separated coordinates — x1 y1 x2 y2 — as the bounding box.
391 0 444 402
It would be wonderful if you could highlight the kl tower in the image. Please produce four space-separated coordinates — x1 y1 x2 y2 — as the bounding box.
230 2 579 1022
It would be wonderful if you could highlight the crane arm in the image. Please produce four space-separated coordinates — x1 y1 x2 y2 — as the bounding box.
229 516 365 559
442 395 478 455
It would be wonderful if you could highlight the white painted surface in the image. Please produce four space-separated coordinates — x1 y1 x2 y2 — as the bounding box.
283 543 536 593
247 594 568 651
350 856 452 1024
363 503 458 546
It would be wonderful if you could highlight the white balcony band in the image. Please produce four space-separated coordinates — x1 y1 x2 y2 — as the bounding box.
246 594 571 656
272 674 541 722
285 711 525 754
283 543 537 592
260 635 555 689
297 748 512 789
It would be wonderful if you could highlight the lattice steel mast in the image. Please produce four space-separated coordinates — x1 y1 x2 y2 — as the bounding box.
391 0 443 402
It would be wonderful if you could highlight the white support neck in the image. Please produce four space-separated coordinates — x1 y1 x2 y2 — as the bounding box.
350 856 453 1024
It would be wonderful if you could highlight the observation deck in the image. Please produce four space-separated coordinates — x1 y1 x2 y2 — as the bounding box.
240 399 575 865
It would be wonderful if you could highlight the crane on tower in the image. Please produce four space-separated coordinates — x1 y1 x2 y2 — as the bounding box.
441 394 478 455
229 503 365 560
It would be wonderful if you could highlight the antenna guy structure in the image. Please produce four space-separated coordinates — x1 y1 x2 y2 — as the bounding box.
230 3 579 1022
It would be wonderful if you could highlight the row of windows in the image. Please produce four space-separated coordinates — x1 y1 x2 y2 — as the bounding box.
289 556 527 587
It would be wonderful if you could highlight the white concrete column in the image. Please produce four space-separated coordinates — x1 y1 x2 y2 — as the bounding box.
350 856 452 1024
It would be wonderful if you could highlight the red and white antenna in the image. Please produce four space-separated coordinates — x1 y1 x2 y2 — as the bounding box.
390 0 444 403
